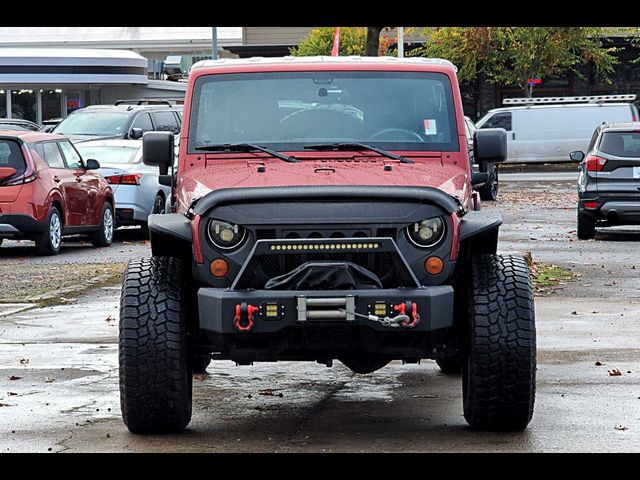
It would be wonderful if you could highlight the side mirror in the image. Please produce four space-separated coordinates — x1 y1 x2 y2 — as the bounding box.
143 131 174 175
85 159 100 170
130 127 144 140
475 128 507 163
569 151 585 162
0 166 17 181
43 126 54 133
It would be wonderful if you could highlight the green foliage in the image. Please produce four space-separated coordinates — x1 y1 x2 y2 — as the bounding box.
411 27 619 97
291 27 392 56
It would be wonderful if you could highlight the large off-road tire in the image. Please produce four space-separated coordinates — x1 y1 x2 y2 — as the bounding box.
90 202 114 247
119 257 193 433
436 358 462 375
35 206 62 255
463 254 536 431
478 162 498 201
577 212 596 240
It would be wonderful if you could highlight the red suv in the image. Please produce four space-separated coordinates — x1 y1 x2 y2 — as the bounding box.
0 130 115 255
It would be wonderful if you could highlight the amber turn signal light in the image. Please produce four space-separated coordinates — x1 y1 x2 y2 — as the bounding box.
425 256 444 275
210 258 229 277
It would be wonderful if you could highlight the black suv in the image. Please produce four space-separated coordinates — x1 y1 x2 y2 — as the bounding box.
571 122 640 239
51 100 182 144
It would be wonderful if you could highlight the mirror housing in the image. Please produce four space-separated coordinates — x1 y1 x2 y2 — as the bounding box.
85 159 100 170
475 128 507 163
143 131 174 175
130 127 144 140
569 151 585 162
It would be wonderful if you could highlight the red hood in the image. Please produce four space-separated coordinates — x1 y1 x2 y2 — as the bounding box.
176 155 471 212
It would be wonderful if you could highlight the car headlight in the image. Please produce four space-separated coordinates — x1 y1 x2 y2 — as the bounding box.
406 217 446 247
207 219 246 250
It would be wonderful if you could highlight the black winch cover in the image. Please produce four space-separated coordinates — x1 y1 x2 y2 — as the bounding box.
264 261 383 290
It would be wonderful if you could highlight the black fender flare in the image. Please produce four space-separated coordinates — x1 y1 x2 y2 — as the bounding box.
148 213 192 257
459 210 502 254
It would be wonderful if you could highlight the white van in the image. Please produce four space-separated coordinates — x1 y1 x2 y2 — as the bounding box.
475 95 639 163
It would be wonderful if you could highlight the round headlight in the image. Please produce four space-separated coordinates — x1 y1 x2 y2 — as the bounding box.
407 217 445 247
207 219 246 250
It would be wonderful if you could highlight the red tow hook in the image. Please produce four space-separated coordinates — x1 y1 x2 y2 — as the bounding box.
233 302 259 332
393 301 420 328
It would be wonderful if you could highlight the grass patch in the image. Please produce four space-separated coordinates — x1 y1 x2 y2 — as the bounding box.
531 262 573 290
0 263 127 304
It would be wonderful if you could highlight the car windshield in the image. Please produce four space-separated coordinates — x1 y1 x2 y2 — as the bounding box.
600 131 640 158
53 111 131 136
75 145 140 164
188 71 459 153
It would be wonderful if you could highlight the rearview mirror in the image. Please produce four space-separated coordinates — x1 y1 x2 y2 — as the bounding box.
143 131 174 175
475 128 507 163
130 127 144 140
85 159 100 170
569 151 585 162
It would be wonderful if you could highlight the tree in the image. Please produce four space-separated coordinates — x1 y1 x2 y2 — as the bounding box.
412 27 618 97
364 27 384 56
290 27 393 57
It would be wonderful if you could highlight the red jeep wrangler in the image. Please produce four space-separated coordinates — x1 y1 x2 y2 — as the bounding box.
119 56 536 433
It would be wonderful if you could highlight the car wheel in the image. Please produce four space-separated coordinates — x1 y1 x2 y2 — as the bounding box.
436 357 462 375
577 213 596 240
478 162 498 201
90 202 114 247
35 207 62 255
119 257 193 433
463 254 536 431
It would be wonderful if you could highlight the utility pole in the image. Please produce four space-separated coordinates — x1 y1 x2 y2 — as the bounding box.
397 27 404 58
212 27 218 60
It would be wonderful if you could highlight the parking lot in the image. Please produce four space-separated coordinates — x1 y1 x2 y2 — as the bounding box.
1 176 639 453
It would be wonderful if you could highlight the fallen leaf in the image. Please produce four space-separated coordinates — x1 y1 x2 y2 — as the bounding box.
608 368 623 376
8 376 22 381
259 388 281 396
595 361 602 366
7 392 18 396
44 378 55 383
0 402 14 407
105 316 115 323
571 311 578 315
614 424 628 431
19 358 29 365
193 373 208 381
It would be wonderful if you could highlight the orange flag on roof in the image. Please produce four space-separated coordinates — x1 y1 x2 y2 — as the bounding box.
331 27 340 56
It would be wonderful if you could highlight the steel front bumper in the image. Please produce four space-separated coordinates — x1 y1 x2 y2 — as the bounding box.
198 286 454 334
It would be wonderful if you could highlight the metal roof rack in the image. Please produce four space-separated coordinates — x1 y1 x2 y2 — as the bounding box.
503 94 637 105
114 99 174 106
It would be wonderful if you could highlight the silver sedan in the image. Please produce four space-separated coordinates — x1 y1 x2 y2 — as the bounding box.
75 139 172 237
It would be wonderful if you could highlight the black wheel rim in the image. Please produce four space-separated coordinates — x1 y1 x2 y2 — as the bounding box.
154 196 165 214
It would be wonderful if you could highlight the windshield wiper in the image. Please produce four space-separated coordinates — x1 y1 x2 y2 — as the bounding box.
195 143 299 163
303 143 414 164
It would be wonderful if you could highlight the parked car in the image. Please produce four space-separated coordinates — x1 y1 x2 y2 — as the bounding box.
571 122 640 239
0 119 40 132
476 95 639 163
118 56 536 434
0 130 114 254
74 138 172 237
465 115 499 201
51 100 182 143
39 118 63 133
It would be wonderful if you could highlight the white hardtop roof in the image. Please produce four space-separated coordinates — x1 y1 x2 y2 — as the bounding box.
487 103 633 114
191 55 457 71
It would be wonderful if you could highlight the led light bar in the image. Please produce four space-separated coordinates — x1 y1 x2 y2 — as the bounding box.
269 242 380 252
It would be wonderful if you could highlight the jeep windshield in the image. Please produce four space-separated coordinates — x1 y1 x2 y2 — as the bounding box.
188 71 459 153
53 111 131 136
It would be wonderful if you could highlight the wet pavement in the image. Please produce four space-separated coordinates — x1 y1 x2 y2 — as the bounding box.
1 180 639 452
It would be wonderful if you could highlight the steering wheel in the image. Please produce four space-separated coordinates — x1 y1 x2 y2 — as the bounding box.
369 128 424 142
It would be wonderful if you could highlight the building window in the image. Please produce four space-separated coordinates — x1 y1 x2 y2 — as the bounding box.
11 89 37 123
0 90 6 117
42 89 63 123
